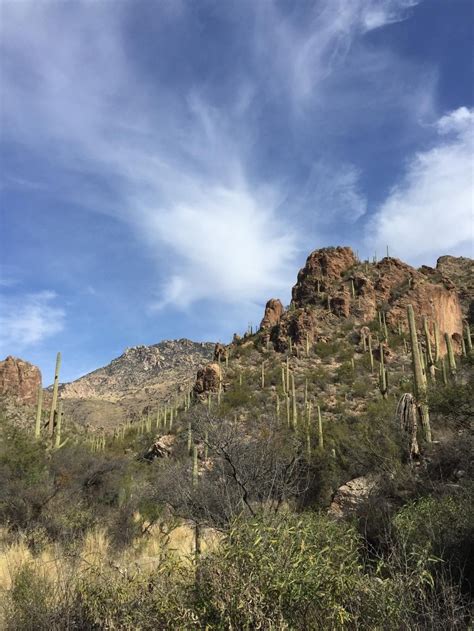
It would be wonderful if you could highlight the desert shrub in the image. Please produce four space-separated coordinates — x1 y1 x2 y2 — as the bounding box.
429 380 473 431
3 553 195 631
314 340 341 360
196 512 362 629
334 361 354 384
393 489 474 592
75 560 195 630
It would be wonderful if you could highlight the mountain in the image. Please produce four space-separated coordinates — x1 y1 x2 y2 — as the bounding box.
58 339 214 429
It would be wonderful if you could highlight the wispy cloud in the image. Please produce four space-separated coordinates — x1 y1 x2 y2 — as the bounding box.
0 291 65 352
1 0 438 318
367 107 474 263
253 0 420 107
299 162 367 226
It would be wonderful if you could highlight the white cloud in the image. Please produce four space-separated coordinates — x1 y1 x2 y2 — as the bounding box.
360 0 419 32
146 186 296 309
0 291 65 353
367 107 474 262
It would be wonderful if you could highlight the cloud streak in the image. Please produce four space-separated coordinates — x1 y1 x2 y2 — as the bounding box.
0 291 65 353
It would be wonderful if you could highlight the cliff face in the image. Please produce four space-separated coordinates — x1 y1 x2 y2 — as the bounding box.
0 356 41 404
263 247 465 356
436 255 474 323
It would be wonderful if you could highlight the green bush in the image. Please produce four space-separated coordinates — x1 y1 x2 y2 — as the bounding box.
196 512 362 629
393 489 474 590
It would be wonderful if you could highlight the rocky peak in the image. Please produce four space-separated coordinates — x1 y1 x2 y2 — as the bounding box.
292 246 357 306
260 299 285 330
60 339 214 404
257 247 465 356
0 356 41 404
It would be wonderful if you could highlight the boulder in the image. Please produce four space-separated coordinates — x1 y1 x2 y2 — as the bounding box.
193 362 221 395
143 434 176 460
328 475 379 519
0 356 41 404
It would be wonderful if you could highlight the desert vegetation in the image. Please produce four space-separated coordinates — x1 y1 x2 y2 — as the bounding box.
1 300 473 629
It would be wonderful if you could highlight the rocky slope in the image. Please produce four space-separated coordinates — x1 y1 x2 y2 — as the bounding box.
257 247 466 356
58 339 214 429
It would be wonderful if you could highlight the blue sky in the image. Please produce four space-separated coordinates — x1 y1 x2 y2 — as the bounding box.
0 0 473 384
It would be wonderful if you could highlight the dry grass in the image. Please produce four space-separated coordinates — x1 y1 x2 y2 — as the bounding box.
0 520 220 598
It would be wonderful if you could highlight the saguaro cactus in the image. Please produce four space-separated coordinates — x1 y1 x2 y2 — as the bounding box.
192 445 199 488
397 393 419 463
407 305 431 442
465 323 473 354
378 345 388 399
291 373 297 428
317 405 323 449
35 383 43 439
444 333 457 376
54 401 63 448
49 352 61 436
368 334 374 373
423 317 436 381
187 422 193 455
433 322 441 363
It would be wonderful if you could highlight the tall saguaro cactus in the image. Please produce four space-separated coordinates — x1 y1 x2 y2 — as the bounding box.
423 317 436 381
49 352 61 436
407 305 431 442
54 401 63 448
317 405 323 449
378 344 388 399
444 333 457 376
465 323 473 354
35 383 43 439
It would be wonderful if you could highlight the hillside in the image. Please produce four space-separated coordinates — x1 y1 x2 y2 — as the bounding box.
57 339 214 429
1 246 473 630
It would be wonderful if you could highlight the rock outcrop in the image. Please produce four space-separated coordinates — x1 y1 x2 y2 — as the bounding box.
143 434 176 460
292 246 357 306
0 356 41 404
193 363 221 396
213 343 227 362
260 298 284 330
265 247 463 354
436 255 474 323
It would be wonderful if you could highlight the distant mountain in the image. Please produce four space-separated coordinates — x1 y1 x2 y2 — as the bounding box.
59 339 214 429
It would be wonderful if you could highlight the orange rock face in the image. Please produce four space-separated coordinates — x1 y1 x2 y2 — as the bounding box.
0 356 42 404
260 298 284 330
264 247 465 355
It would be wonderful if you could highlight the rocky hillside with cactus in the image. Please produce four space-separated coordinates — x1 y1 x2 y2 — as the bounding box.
1 246 473 630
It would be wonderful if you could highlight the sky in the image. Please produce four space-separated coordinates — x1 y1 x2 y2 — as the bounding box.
0 0 473 384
